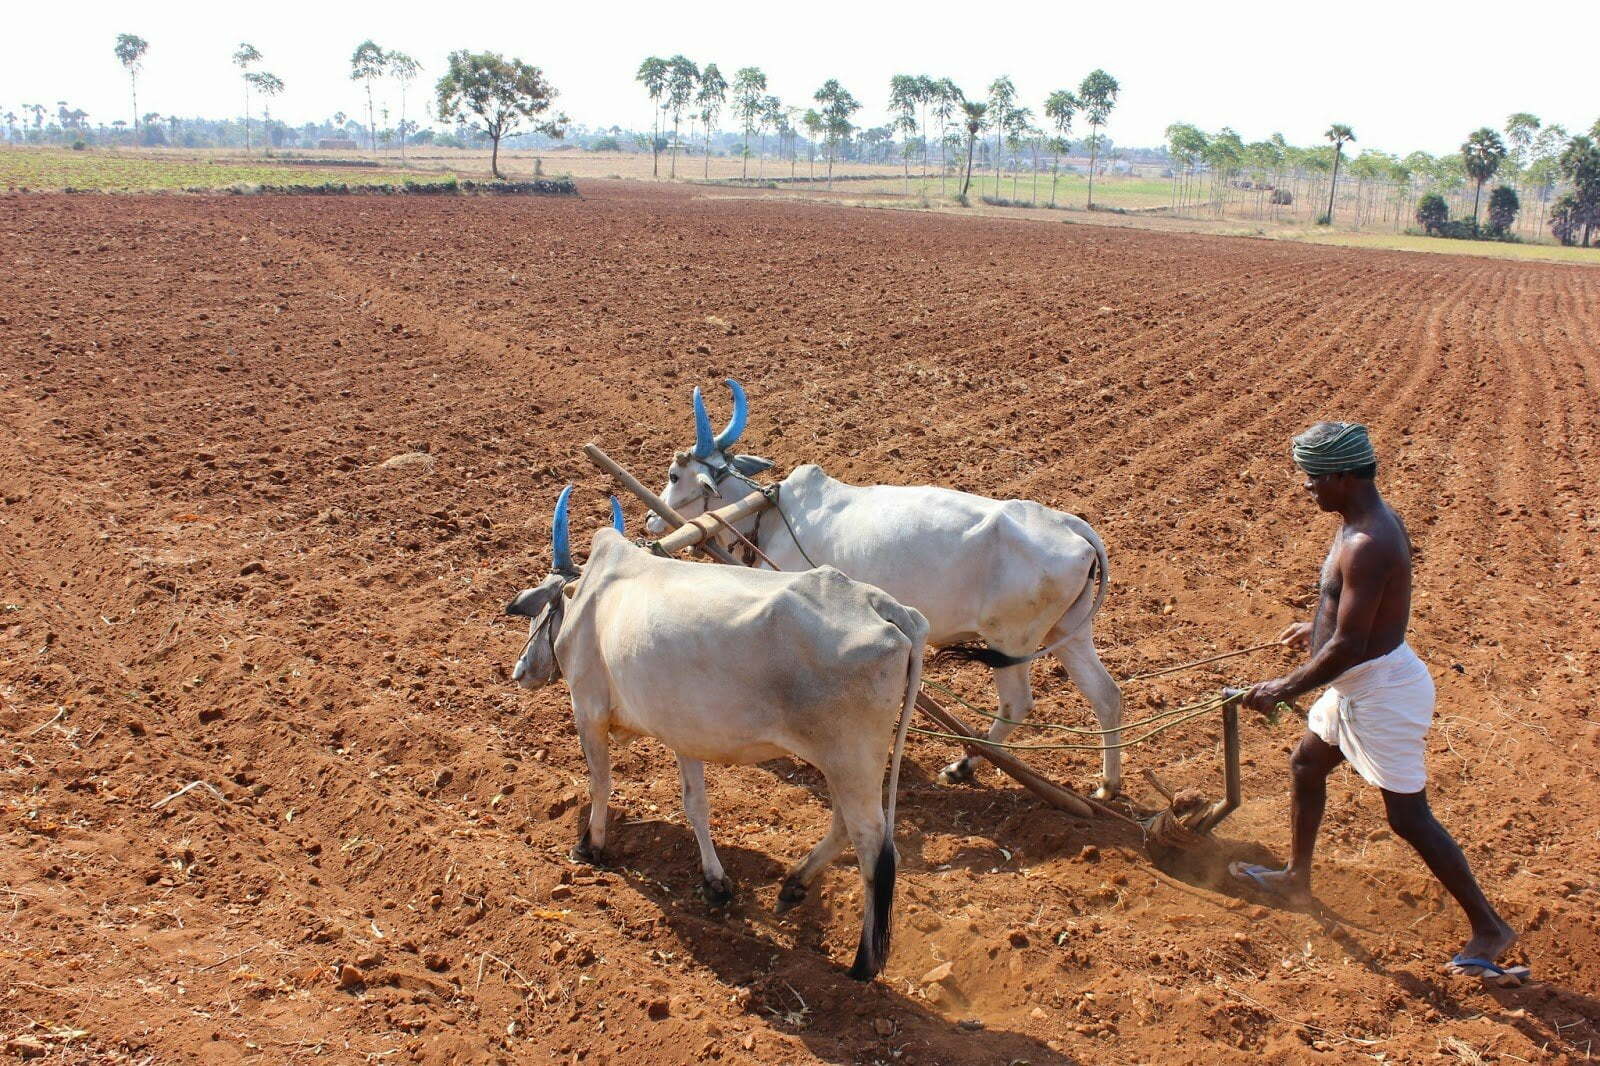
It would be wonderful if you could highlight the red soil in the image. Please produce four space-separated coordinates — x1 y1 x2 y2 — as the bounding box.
2 182 1598 1064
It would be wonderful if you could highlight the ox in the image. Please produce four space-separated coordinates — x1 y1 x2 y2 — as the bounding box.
507 486 928 980
646 379 1124 797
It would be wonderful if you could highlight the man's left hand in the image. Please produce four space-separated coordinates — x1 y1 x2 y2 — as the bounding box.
1243 678 1297 716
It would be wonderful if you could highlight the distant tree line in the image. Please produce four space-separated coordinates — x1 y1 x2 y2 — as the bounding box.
1160 114 1600 245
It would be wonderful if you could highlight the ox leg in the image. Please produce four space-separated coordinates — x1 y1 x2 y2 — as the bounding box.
1052 628 1123 799
938 662 1034 785
573 722 611 864
677 756 733 907
777 810 848 914
829 769 895 981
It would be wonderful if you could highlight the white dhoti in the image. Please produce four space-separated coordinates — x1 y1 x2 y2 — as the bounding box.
1306 642 1435 794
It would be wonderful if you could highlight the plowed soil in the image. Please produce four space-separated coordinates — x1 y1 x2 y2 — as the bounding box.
3 183 1598 1065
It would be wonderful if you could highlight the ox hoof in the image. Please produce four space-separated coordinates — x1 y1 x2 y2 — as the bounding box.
775 877 808 914
937 759 977 786
1091 781 1121 802
701 876 735 908
570 834 606 866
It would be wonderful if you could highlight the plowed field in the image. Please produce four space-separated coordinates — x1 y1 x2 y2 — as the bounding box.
2 183 1598 1065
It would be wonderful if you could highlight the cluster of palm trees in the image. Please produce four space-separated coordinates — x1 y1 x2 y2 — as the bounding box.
1161 114 1597 242
634 58 798 180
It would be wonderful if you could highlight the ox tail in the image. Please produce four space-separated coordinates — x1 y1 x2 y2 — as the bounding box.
932 642 1031 669
1060 514 1111 622
857 597 927 981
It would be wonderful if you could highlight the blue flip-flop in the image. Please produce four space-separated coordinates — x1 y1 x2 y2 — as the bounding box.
1228 861 1295 899
1446 954 1532 987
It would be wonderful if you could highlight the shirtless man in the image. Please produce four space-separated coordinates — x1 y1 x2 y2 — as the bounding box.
1231 421 1521 982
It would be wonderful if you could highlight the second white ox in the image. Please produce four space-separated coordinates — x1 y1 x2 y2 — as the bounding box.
647 379 1125 797
508 486 928 981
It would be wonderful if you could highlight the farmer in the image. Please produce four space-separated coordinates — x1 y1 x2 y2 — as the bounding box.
1231 421 1523 984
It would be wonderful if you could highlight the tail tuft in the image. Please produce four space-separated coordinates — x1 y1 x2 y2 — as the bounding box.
932 641 1032 669
848 840 897 981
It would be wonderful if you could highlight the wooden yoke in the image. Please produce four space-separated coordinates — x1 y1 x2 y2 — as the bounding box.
652 490 773 556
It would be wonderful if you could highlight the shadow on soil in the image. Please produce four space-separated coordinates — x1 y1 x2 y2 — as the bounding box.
591 809 1086 1065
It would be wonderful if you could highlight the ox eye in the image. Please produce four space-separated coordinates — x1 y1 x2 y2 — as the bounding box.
669 473 679 484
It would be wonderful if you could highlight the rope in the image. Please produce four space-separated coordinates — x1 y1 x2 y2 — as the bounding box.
907 691 1241 753
1122 640 1284 682
720 468 820 570
921 678 1226 736
707 510 782 572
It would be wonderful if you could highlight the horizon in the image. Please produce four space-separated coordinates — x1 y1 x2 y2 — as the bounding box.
3 1 1597 158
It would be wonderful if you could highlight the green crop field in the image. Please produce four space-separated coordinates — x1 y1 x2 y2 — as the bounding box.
1292 229 1600 265
0 148 454 191
786 169 1178 211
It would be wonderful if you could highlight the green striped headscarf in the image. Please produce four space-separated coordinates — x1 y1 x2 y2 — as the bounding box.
1291 422 1376 475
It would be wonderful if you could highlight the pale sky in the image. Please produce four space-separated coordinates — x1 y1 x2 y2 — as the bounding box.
3 0 1596 155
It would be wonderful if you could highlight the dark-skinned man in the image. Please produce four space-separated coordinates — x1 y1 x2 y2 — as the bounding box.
1231 421 1525 986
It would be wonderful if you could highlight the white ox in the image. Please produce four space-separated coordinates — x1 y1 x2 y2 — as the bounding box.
646 379 1124 797
508 486 928 981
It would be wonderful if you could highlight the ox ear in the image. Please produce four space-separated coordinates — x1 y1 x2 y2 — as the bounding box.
506 586 556 619
730 453 774 476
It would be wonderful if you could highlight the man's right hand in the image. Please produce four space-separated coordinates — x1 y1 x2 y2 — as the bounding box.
1278 621 1313 651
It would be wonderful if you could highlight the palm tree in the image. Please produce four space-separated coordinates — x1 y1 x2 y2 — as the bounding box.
232 43 262 152
1005 105 1032 199
1323 123 1355 223
387 52 421 165
986 76 1015 198
664 55 697 179
1461 127 1507 226
759 94 781 178
697 63 727 179
113 34 149 132
1078 69 1119 209
959 100 988 200
635 57 668 176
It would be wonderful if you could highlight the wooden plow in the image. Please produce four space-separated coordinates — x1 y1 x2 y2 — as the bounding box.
582 443 1244 848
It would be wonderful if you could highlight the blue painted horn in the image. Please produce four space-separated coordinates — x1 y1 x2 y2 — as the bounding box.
691 379 749 458
609 496 625 534
552 485 575 573
692 386 716 459
715 379 748 451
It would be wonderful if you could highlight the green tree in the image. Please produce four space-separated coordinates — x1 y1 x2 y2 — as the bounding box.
813 78 860 188
759 94 781 177
635 57 668 176
1077 69 1119 208
889 74 919 189
663 55 698 179
1005 104 1032 199
1322 123 1355 223
349 41 387 152
1461 126 1506 226
959 99 988 199
386 52 421 164
696 63 727 178
802 108 822 180
1504 112 1540 170
1556 135 1600 246
1043 90 1077 206
732 67 767 179
932 78 961 194
986 75 1015 196
435 50 566 180
1415 193 1448 234
232 43 262 152
1485 185 1520 236
1164 121 1207 213
114 34 149 132
246 71 285 153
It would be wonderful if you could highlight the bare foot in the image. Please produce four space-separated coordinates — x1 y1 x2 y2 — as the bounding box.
1456 923 1518 966
1229 861 1313 905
